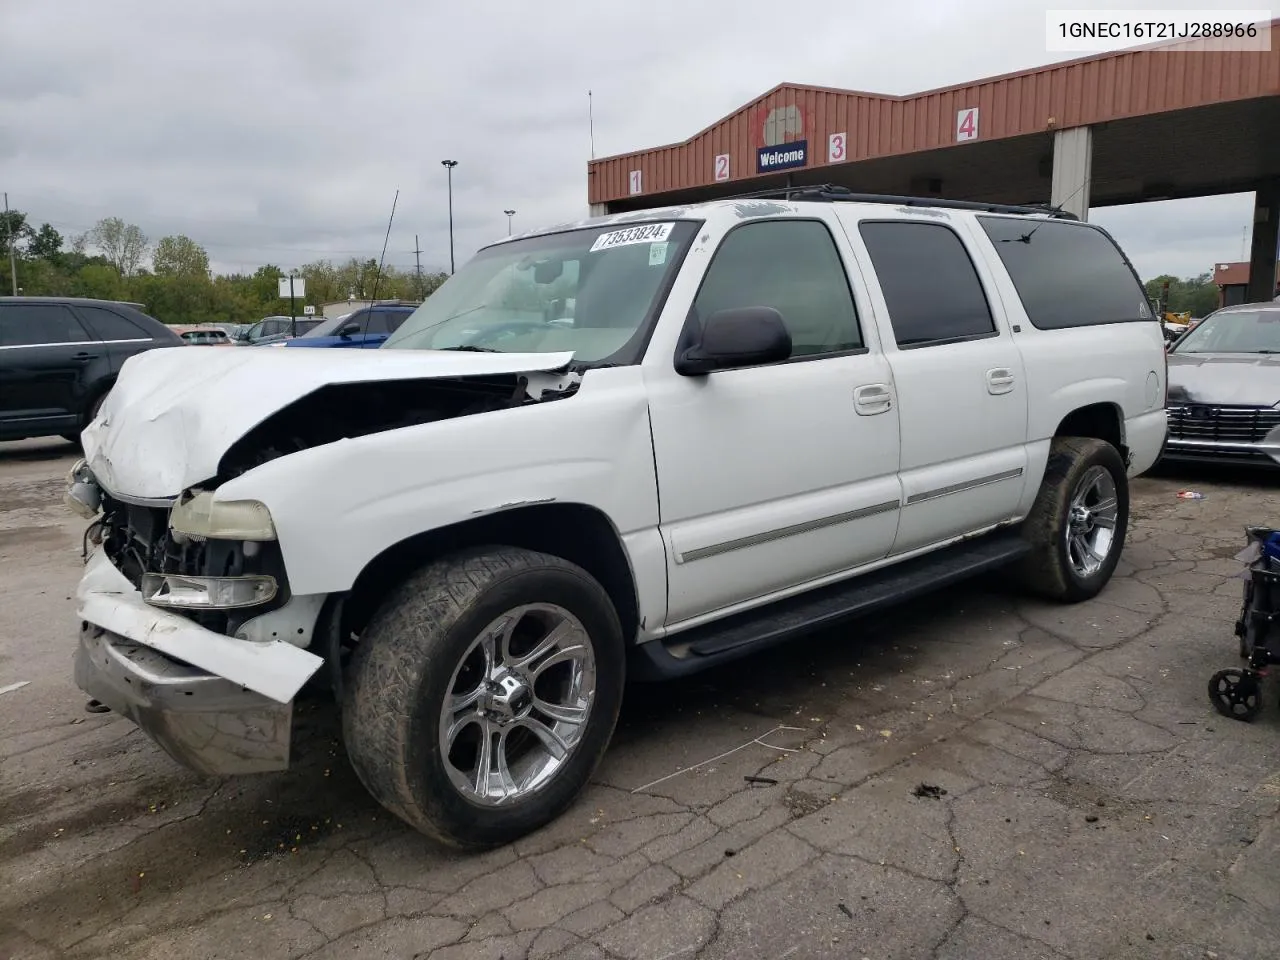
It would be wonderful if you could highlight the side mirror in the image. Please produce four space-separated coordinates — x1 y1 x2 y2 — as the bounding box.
340 322 361 338
675 306 792 376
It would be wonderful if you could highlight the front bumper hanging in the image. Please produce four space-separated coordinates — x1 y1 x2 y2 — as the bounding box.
75 624 294 775
73 547 325 775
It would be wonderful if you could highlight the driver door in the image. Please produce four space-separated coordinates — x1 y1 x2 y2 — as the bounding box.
645 216 903 627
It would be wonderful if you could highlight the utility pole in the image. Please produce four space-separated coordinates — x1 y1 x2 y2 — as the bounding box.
441 160 458 274
504 209 516 236
3 193 16 297
413 233 424 298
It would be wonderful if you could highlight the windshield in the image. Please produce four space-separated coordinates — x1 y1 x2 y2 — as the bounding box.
1172 308 1280 354
382 220 698 364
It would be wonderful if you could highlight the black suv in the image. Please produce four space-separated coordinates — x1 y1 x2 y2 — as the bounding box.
0 297 183 443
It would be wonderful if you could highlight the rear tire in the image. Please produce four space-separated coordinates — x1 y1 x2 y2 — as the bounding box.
342 546 625 849
1017 437 1129 603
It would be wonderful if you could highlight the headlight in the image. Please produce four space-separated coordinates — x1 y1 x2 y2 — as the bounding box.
170 491 277 541
141 573 277 610
64 458 101 519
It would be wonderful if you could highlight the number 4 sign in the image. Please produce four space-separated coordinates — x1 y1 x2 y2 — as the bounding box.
956 107 979 142
629 170 642 195
828 132 847 163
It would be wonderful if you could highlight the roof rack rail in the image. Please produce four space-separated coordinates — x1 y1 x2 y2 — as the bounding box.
719 183 1078 219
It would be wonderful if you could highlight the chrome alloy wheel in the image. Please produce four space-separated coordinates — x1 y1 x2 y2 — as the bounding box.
440 603 596 806
1064 465 1120 578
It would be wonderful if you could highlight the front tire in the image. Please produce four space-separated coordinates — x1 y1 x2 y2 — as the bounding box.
342 546 625 849
1017 436 1129 603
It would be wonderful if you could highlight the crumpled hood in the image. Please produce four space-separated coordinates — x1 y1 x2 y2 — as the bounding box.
83 346 574 500
1167 352 1280 408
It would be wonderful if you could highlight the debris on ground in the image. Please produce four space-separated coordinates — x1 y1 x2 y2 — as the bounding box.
744 775 778 786
1176 491 1206 500
913 784 947 800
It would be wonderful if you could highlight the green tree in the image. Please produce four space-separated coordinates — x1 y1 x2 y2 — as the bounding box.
1144 273 1219 318
152 235 210 277
249 264 284 311
0 209 32 258
28 223 63 261
89 217 149 276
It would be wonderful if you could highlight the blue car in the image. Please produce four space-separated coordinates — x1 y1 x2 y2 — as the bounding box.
282 304 417 349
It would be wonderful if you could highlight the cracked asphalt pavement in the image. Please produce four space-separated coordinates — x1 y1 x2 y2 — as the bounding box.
3 437 1279 960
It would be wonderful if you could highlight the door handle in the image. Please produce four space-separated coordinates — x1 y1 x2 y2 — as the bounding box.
986 368 1015 395
72 352 99 363
854 383 892 416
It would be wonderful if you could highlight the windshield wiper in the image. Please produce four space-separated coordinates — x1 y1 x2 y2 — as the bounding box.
437 345 500 352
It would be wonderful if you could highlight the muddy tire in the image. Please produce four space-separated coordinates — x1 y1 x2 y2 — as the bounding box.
341 546 625 849
1016 437 1129 603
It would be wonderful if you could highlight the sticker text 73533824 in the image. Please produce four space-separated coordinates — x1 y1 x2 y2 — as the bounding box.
589 223 675 253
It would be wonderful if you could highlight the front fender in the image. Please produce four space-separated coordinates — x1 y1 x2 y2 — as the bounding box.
214 368 660 597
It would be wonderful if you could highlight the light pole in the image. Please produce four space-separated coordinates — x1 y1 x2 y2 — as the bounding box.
441 160 457 274
504 209 516 236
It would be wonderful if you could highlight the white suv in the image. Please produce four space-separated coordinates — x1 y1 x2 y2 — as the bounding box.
66 188 1169 849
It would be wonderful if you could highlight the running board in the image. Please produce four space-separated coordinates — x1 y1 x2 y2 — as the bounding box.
630 530 1030 681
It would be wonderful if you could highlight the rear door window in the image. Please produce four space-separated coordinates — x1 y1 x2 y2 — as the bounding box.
74 305 151 341
366 310 400 335
857 220 996 348
977 217 1150 329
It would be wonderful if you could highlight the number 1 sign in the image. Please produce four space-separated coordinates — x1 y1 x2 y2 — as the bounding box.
629 170 642 195
956 107 979 142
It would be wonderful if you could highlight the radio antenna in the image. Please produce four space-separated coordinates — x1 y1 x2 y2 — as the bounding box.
368 188 399 305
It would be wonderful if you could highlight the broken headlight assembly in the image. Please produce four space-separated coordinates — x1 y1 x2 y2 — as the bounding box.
141 573 278 610
169 491 277 541
64 458 102 520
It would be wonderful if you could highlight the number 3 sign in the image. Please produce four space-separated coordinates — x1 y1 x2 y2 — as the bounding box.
828 132 847 163
956 107 979 142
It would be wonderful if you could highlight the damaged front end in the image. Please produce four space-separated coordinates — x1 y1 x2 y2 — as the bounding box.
67 347 583 777
72 465 325 774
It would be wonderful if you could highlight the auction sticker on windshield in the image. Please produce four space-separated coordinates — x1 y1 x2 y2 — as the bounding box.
589 222 675 252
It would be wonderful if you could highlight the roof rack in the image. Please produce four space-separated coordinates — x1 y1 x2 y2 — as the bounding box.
719 183 1078 220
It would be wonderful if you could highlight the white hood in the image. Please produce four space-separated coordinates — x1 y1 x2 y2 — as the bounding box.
83 346 575 500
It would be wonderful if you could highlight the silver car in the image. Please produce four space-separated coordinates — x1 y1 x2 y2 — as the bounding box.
1163 302 1280 468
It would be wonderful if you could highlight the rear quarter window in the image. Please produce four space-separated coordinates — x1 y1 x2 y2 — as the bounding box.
977 217 1151 330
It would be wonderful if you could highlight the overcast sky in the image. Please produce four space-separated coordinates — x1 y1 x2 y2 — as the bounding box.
0 0 1264 284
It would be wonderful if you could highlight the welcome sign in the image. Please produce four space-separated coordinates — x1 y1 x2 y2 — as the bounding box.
756 139 808 173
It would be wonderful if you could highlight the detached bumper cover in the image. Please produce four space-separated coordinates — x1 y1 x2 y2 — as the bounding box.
73 548 326 775
76 548 323 703
75 624 293 775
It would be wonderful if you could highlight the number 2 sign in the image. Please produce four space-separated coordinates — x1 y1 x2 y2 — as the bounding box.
828 132 847 163
956 107 979 142
714 154 730 182
629 169 642 195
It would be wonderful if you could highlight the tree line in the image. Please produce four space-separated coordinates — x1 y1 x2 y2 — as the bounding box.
1142 273 1220 318
0 209 449 326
